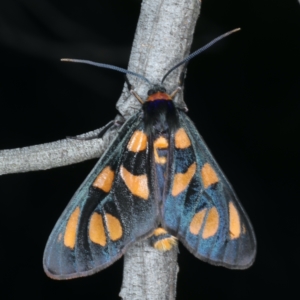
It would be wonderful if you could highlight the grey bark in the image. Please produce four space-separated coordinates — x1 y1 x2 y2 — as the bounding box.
0 0 201 299
0 124 116 175
119 241 179 300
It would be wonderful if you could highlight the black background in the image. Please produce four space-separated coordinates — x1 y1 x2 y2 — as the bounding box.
1 0 299 299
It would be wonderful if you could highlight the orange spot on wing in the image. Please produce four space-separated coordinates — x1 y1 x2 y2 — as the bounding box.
201 163 219 188
120 165 149 200
64 207 80 249
175 128 191 149
105 213 122 241
153 136 169 164
89 212 106 246
189 208 207 235
202 207 219 239
147 92 171 102
93 166 115 192
172 162 196 196
229 202 241 239
127 130 148 152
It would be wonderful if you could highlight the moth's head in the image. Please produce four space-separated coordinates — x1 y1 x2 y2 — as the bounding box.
147 84 167 96
146 84 171 102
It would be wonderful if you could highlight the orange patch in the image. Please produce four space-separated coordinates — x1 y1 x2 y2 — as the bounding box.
202 207 219 239
147 92 172 102
127 130 148 152
229 202 241 239
64 207 80 249
172 162 196 196
120 165 149 200
89 212 106 246
93 166 115 192
154 236 177 251
201 163 219 188
189 208 207 235
175 128 191 149
105 213 122 241
153 136 169 164
153 227 168 236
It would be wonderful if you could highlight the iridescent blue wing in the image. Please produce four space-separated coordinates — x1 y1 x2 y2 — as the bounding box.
162 110 256 269
43 114 158 279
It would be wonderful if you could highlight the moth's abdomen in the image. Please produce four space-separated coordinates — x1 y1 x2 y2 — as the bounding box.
149 228 177 251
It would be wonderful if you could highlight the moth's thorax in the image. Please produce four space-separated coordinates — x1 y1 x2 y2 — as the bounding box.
142 95 178 135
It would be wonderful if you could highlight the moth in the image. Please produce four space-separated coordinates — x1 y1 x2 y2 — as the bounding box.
43 29 256 279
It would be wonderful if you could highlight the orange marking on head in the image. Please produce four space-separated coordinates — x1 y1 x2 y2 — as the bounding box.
201 163 219 188
189 208 207 235
92 166 115 192
120 165 149 200
127 130 148 152
105 213 122 241
153 227 168 236
147 92 172 102
154 236 177 251
172 162 196 196
175 128 191 149
202 207 219 239
229 201 241 239
153 136 169 164
89 212 106 246
64 206 80 249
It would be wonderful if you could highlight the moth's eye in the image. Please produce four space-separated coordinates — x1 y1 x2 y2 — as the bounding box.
148 89 154 95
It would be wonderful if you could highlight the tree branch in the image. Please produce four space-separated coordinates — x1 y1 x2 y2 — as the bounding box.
0 121 116 175
120 241 179 299
0 0 200 298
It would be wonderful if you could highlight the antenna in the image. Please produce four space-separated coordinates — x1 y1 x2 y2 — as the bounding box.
60 58 152 85
161 28 241 84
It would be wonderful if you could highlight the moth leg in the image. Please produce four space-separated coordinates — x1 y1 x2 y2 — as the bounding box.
66 119 118 141
169 66 185 99
125 75 144 104
171 65 189 112
169 86 182 99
